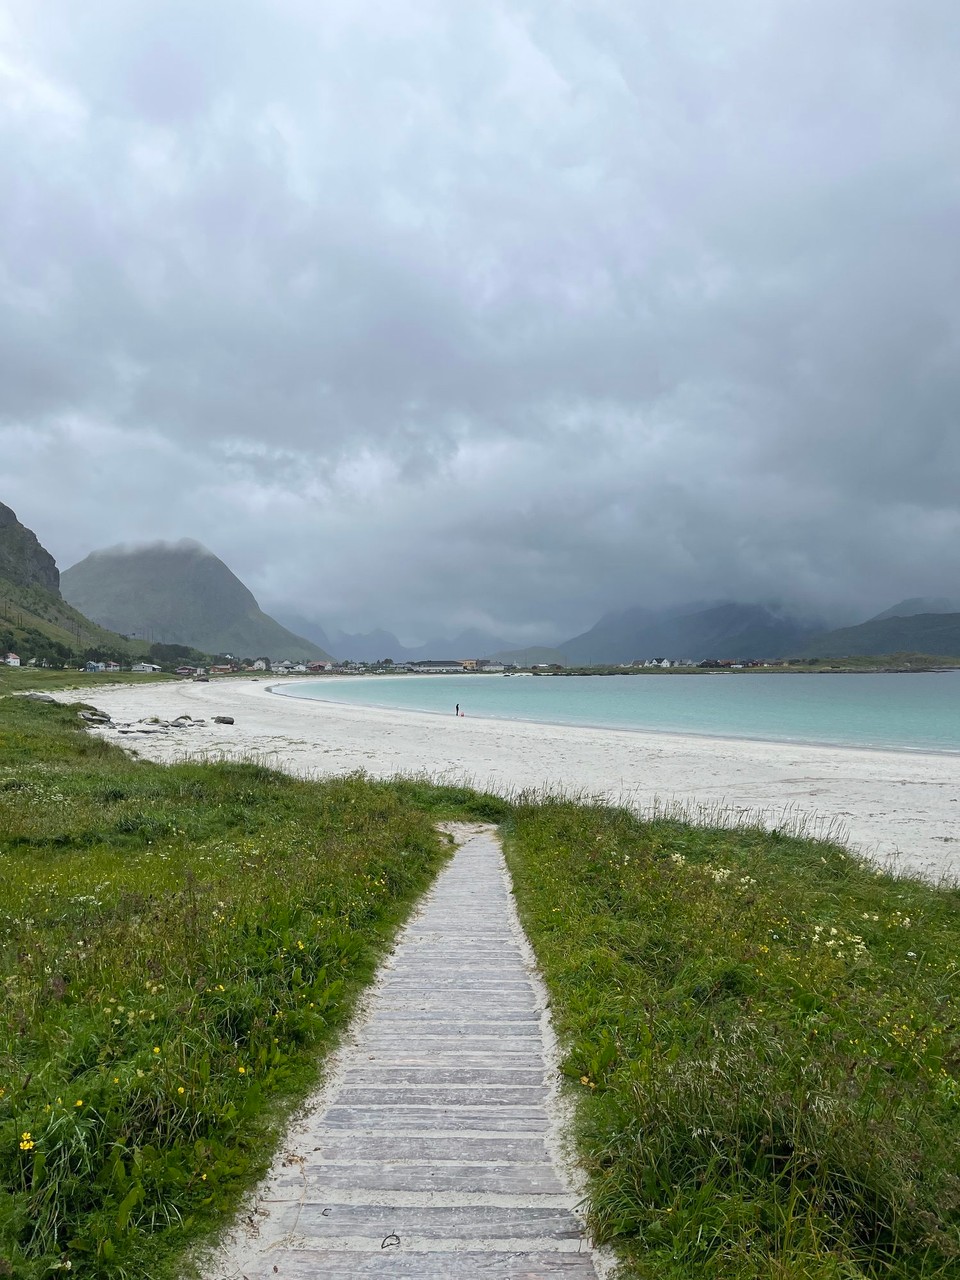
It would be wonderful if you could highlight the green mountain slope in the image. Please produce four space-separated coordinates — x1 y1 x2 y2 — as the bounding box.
0 501 145 662
62 540 333 661
0 577 146 659
802 613 960 659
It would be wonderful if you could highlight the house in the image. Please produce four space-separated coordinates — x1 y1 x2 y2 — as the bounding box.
85 661 106 673
210 664 234 674
4 652 20 666
176 666 197 675
105 661 121 672
476 660 504 673
307 660 333 672
252 659 269 671
410 660 465 673
131 662 162 673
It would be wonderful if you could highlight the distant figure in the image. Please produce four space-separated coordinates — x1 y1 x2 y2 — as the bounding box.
455 703 459 716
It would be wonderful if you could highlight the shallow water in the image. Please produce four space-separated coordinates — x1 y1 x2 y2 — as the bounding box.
273 670 960 754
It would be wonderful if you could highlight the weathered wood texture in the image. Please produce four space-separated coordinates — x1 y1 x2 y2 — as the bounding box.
208 828 597 1279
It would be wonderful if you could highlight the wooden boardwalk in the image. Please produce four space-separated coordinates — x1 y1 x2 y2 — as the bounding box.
209 826 597 1279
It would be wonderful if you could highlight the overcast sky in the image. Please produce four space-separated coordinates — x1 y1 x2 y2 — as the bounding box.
2 1 959 643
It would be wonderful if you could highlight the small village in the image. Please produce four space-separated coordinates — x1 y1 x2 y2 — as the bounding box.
2 650 792 675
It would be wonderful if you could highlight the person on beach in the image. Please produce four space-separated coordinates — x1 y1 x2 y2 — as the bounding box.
455 703 459 716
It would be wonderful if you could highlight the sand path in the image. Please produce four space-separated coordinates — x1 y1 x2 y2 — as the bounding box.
55 676 960 883
206 825 598 1279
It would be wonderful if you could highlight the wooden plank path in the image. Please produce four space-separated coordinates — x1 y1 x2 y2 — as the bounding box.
208 825 598 1279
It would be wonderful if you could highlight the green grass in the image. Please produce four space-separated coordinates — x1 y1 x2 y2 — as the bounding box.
6 687 960 1279
0 695 480 1278
505 800 960 1279
0 668 174 695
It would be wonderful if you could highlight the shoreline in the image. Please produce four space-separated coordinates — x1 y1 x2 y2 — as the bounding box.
48 677 960 886
270 677 960 759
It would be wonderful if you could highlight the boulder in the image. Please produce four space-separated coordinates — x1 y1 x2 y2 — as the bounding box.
213 715 235 725
79 710 112 724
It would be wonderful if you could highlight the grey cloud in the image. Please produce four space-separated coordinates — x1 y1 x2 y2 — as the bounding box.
2 1 959 640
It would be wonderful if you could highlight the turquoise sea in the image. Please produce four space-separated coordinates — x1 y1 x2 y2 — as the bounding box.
272 671 960 754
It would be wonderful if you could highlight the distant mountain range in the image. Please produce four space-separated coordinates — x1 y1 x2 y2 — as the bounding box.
282 597 960 665
275 613 518 665
6 496 960 666
555 601 821 664
62 542 332 662
800 610 960 660
867 597 960 622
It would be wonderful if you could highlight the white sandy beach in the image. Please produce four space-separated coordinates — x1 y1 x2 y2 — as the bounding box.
54 676 960 884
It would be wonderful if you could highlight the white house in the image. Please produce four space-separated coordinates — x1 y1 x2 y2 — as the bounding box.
131 662 162 673
4 652 20 666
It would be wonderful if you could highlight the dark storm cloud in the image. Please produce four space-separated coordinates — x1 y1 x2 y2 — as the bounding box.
2 1 959 640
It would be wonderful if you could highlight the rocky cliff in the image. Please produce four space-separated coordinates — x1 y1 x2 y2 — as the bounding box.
0 501 60 594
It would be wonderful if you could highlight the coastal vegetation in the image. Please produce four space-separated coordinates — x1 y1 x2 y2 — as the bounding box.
551 653 960 675
0 695 459 1278
3 689 959 1278
0 667 175 696
506 800 960 1279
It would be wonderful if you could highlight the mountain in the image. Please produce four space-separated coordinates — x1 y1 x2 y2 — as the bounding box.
559 601 818 664
62 541 333 662
330 627 407 664
490 645 568 667
273 615 520 664
0 500 145 661
0 500 60 594
269 611 337 655
402 628 517 663
868 597 960 622
801 613 960 660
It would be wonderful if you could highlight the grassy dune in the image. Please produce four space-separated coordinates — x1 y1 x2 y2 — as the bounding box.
506 801 960 1278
